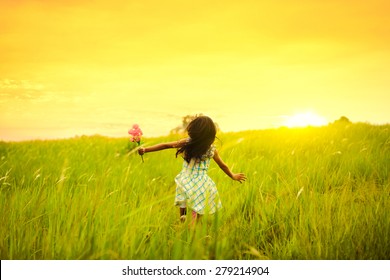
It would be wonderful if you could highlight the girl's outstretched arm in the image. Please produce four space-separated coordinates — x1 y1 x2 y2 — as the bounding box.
138 139 187 155
213 150 246 183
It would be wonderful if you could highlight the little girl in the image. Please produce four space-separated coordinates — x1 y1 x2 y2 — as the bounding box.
138 115 246 221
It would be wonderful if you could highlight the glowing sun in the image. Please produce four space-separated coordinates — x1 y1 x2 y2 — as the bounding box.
283 111 328 128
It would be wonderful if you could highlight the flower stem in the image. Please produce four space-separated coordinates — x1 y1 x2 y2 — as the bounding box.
137 142 144 163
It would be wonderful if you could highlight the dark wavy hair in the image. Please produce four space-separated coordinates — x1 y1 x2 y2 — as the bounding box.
176 115 217 163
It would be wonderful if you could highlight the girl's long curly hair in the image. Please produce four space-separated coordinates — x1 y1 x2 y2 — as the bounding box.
176 115 217 163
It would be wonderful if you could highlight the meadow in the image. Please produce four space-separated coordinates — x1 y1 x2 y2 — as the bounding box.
0 122 389 260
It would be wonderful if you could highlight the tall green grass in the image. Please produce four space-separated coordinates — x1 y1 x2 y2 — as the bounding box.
0 123 389 259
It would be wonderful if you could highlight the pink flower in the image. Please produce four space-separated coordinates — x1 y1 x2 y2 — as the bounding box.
128 124 143 143
128 123 144 163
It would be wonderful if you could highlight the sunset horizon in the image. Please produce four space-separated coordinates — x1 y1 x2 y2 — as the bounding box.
1 0 389 141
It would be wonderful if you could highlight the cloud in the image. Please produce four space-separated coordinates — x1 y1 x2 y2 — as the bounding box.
0 79 44 91
0 79 75 104
0 79 46 100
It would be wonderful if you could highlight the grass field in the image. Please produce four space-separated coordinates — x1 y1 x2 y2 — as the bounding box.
0 122 389 259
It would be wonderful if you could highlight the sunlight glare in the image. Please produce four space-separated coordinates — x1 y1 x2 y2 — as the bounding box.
283 112 328 128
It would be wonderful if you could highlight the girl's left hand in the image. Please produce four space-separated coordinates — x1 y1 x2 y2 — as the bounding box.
232 173 246 183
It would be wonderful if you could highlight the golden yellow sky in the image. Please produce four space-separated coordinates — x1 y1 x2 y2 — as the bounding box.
1 0 389 140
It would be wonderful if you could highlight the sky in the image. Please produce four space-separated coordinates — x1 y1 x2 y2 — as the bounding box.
1 0 389 141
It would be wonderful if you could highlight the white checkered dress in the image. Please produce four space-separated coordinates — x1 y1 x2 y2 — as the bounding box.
174 145 222 215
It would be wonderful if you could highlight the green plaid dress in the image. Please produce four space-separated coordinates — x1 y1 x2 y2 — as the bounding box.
174 145 222 215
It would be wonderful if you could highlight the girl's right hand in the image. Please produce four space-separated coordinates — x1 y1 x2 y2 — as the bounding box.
232 173 246 183
138 148 146 155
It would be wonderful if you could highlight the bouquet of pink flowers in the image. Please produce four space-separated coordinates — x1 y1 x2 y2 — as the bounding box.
128 124 144 162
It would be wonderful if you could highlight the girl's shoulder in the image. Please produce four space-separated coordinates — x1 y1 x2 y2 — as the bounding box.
174 138 190 148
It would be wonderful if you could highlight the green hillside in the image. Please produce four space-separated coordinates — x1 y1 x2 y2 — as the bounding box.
0 123 389 259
